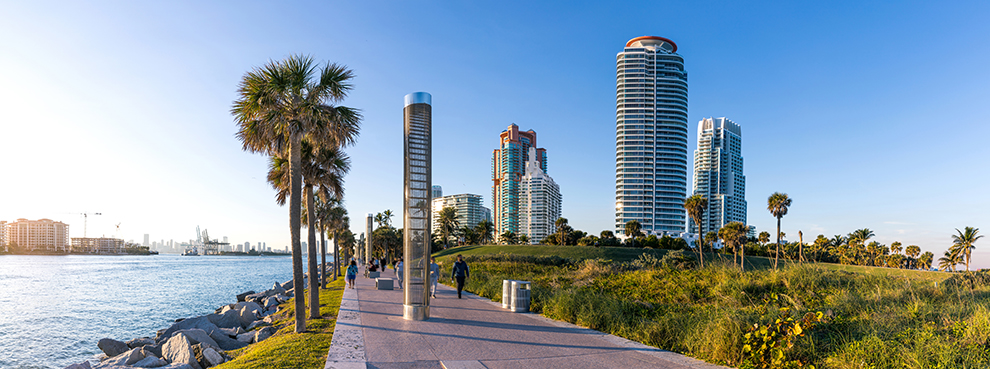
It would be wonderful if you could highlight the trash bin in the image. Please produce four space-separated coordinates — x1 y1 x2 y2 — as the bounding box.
502 280 514 309
510 280 531 313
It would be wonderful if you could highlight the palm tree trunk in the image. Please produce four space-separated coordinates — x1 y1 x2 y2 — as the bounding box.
774 217 781 270
741 243 745 271
698 222 704 269
306 186 320 319
333 230 339 279
289 134 306 333
319 222 326 289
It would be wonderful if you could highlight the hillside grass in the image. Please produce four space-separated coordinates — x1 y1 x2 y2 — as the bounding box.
214 278 345 369
434 246 976 368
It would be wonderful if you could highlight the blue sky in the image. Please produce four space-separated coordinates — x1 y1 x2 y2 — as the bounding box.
2 1 989 266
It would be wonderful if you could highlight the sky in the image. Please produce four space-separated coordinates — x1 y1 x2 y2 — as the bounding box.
2 1 989 266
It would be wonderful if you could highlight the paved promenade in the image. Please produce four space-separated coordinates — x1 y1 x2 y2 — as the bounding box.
326 267 726 369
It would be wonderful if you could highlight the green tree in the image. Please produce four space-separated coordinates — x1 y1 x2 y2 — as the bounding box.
919 251 934 270
499 231 518 245
518 234 530 244
555 218 570 246
684 194 707 267
758 231 770 245
938 250 958 272
813 235 830 262
436 207 459 249
233 55 360 332
890 241 903 255
624 220 643 247
719 222 749 270
767 192 792 269
475 220 495 245
951 226 983 272
458 226 478 245
905 245 921 269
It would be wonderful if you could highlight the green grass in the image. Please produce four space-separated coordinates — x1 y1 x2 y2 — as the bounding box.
433 246 980 368
214 278 345 369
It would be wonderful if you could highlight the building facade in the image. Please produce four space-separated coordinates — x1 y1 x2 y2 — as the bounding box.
615 36 689 236
431 194 492 233
432 185 443 198
7 218 70 251
492 124 547 237
519 147 562 244
691 117 746 234
71 237 125 254
0 221 7 252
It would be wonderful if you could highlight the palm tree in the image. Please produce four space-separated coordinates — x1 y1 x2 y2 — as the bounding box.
475 220 495 244
766 192 792 269
890 241 903 255
381 210 394 228
758 231 770 245
718 222 748 270
555 218 570 246
325 203 349 279
233 55 360 332
684 195 707 268
499 231 518 245
906 245 921 269
624 220 643 247
919 251 934 270
952 227 983 272
813 235 830 262
518 234 530 244
436 207 459 248
374 212 386 228
938 250 958 272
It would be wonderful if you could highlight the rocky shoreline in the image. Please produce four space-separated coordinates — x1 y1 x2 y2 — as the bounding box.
62 271 321 369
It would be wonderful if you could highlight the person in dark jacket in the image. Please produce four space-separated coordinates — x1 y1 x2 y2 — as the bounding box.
451 254 470 298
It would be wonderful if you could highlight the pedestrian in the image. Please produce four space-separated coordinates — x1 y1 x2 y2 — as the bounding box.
345 260 358 289
396 258 404 289
452 254 469 298
429 257 440 298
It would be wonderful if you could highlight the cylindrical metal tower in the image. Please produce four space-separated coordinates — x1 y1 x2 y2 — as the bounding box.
403 92 432 320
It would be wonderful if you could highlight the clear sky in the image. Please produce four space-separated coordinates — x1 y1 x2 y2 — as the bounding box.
2 1 989 266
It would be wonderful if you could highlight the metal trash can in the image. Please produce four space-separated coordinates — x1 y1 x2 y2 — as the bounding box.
502 280 515 309
510 280 531 313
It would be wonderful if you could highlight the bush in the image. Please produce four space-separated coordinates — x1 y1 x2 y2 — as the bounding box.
660 250 697 270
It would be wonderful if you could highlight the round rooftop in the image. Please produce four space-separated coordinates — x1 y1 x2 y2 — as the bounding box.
626 36 677 52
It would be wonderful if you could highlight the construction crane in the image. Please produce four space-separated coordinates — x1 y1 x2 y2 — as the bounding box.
81 212 101 238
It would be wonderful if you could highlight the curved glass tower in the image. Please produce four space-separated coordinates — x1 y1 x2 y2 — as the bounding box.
615 36 689 236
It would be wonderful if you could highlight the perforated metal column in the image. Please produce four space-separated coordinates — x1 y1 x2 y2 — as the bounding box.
403 92 432 320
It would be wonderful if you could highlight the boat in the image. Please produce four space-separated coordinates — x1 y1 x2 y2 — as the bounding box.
181 247 200 256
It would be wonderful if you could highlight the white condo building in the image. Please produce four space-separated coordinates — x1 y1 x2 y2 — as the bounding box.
615 36 689 236
0 221 7 251
431 194 492 233
7 218 70 252
691 117 746 234
520 147 562 244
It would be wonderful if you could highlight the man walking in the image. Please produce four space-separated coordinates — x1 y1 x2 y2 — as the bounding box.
429 257 440 298
452 254 469 298
395 258 404 289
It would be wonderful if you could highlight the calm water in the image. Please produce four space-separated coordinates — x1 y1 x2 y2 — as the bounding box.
0 254 299 369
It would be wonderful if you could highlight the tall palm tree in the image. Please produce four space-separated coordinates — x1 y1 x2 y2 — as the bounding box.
436 207 459 248
381 209 394 228
233 55 360 332
325 203 349 279
906 245 921 269
952 226 983 272
624 220 643 248
684 195 707 268
758 231 770 245
766 192 792 270
499 231 518 245
890 241 903 255
813 235 830 262
718 222 748 270
475 220 495 245
919 251 934 270
555 218 570 246
938 251 958 272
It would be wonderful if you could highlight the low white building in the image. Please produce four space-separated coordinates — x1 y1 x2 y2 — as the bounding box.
71 237 124 254
431 193 492 232
519 147 562 244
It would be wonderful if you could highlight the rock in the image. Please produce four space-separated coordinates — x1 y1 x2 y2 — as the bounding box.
174 329 220 351
217 327 242 337
262 315 275 324
157 365 196 369
280 280 293 290
200 347 225 367
271 282 287 295
235 290 255 302
238 306 258 328
246 320 270 331
208 328 248 351
246 292 267 303
274 293 289 303
63 362 92 369
95 347 149 367
132 356 167 368
162 333 202 369
127 337 155 348
97 338 130 358
236 332 254 344
254 326 276 343
219 304 234 314
141 344 162 359
210 309 242 329
263 296 279 310
157 316 219 344
234 301 264 314
284 288 294 297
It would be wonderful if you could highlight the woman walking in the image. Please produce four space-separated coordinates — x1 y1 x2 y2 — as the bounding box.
429 257 440 298
345 260 358 289
395 258 404 289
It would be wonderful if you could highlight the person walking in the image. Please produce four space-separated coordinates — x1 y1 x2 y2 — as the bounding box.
452 254 469 298
395 258 404 289
429 257 440 298
345 260 358 289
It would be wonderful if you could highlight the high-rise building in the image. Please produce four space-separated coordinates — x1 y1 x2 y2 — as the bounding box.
7 218 70 251
492 124 547 237
143 234 150 246
432 194 491 234
0 221 7 251
615 36 689 236
691 117 746 234
432 185 443 198
519 147 562 244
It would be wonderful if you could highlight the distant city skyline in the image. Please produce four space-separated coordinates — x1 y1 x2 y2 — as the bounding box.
2 2 990 267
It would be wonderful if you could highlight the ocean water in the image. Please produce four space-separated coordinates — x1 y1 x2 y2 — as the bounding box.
0 254 301 369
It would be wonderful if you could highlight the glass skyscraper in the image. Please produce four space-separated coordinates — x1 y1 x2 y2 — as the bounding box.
615 36 689 236
691 117 746 234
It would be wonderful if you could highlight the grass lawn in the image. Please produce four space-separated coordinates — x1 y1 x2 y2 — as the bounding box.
214 277 345 369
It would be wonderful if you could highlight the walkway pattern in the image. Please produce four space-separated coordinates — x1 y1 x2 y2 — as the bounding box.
326 267 726 369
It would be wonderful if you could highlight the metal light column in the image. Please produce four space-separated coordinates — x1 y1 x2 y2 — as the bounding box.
366 213 373 265
403 92 432 321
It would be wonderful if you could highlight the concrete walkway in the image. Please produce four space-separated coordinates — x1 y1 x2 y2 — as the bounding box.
326 267 727 369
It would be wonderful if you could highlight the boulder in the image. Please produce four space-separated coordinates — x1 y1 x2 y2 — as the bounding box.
174 329 220 351
218 304 234 314
246 320 270 331
127 337 155 348
254 326 276 343
245 292 267 303
280 280 293 290
200 347 225 367
157 316 219 344
238 306 258 328
234 301 264 314
263 296 279 310
141 344 162 359
235 290 255 302
63 362 92 369
208 328 248 351
97 338 129 358
262 315 275 324
210 309 243 329
271 282 287 295
216 327 243 337
274 294 289 303
156 365 196 369
131 356 167 368
94 347 149 367
162 333 202 369
236 332 254 344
